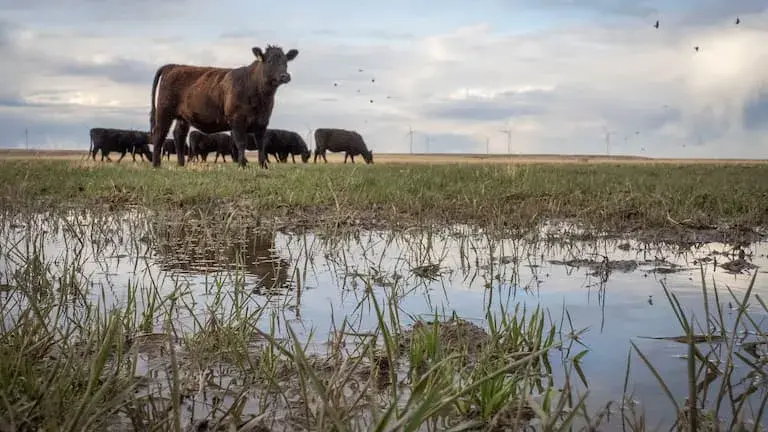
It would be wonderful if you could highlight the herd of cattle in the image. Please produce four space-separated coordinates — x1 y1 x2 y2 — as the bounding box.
89 44 376 168
88 126 374 165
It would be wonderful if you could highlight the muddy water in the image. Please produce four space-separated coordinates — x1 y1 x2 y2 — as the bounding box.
1 210 767 427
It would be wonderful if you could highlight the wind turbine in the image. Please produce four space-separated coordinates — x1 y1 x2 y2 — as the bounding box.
303 123 313 151
475 133 490 154
405 125 415 154
602 125 616 156
499 126 512 154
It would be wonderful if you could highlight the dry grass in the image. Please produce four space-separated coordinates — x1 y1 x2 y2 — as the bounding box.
2 148 767 166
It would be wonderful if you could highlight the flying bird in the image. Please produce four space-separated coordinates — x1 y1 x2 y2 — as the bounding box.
736 17 741 25
694 46 700 52
333 82 338 87
654 20 659 29
370 99 374 103
371 78 375 83
358 68 364 72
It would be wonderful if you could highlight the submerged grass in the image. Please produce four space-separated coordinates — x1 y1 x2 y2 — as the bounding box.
0 210 583 431
1 159 768 236
1 206 767 430
625 267 768 431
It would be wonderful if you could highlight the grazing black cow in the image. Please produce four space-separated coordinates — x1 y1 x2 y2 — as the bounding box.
149 44 299 169
255 129 310 163
89 128 152 162
161 138 190 161
313 128 373 164
189 130 236 163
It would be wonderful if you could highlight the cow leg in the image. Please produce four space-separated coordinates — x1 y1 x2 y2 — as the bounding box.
350 154 355 163
343 153 348 164
231 125 250 168
172 121 189 167
251 126 268 169
292 154 296 164
117 150 127 163
152 118 173 168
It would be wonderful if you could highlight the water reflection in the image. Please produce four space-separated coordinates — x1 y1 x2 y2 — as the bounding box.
151 220 291 295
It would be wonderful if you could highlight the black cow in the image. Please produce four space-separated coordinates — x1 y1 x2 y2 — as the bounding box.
189 131 236 163
161 138 190 161
257 129 310 163
89 128 152 162
313 128 373 164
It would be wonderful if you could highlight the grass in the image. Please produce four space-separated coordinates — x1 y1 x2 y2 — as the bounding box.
1 159 768 240
0 207 766 431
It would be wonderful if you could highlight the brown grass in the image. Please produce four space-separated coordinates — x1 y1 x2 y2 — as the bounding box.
3 148 767 165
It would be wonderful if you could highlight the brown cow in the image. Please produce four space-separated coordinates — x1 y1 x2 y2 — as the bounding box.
148 45 299 169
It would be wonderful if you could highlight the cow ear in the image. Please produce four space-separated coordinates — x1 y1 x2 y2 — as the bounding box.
252 47 264 60
286 49 298 61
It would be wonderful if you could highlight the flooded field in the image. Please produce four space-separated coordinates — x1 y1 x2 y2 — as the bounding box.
1 209 767 431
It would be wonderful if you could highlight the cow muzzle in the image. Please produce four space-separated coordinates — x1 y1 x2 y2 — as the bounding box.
279 73 291 84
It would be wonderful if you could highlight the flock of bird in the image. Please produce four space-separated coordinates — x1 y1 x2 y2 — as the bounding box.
654 15 742 53
324 13 746 155
611 14 745 155
331 68 392 105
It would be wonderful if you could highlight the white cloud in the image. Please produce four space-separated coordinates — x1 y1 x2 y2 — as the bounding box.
2 6 768 158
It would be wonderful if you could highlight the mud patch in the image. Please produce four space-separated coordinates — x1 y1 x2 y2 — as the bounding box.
550 258 638 274
719 258 760 274
549 257 690 276
401 318 489 356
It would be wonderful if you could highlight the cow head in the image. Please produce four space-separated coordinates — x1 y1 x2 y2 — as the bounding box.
363 149 374 164
300 148 311 163
252 45 299 87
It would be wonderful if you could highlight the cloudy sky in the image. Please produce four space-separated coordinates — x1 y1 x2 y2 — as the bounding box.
1 0 767 158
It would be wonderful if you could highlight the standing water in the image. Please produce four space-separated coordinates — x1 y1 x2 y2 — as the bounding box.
1 209 766 430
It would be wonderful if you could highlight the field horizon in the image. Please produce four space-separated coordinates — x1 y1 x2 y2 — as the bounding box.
2 147 767 165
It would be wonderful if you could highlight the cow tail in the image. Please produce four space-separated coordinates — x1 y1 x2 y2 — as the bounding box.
149 64 172 135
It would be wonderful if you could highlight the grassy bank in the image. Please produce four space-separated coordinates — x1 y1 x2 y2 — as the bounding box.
1 159 767 236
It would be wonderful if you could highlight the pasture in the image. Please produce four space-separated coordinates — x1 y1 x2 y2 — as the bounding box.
2 154 768 431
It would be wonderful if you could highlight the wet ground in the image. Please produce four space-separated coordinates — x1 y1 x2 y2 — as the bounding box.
1 209 767 429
